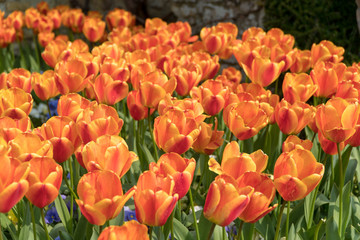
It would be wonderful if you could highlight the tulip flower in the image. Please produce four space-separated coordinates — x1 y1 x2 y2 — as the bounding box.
0 87 33 120
47 9 61 29
282 135 313 152
82 135 138 178
153 109 200 154
98 221 149 240
274 99 314 135
0 151 30 213
76 170 135 225
41 39 68 68
170 63 202 97
127 90 155 121
36 116 81 163
315 97 360 143
274 149 324 201
203 174 253 226
31 70 60 101
290 49 311 73
311 40 344 67
224 101 269 140
57 93 92 121
6 68 32 93
192 119 224 155
8 132 53 162
191 52 220 80
76 103 123 144
209 141 268 181
149 152 195 199
282 73 317 104
25 7 40 30
26 156 63 208
318 130 345 155
134 171 178 226
0 116 31 142
6 11 24 31
82 17 106 42
237 172 277 223
105 8 135 31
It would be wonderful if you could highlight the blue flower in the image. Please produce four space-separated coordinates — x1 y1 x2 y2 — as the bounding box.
124 206 137 221
46 98 59 118
45 206 60 224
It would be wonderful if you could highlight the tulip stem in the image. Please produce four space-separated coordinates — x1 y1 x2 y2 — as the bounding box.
46 100 52 118
236 221 244 240
188 188 200 240
337 143 343 238
148 108 158 160
222 226 226 240
63 173 79 199
207 223 216 240
149 226 153 240
29 203 37 240
40 208 50 240
170 210 174 240
68 157 75 233
286 201 290 239
274 200 286 240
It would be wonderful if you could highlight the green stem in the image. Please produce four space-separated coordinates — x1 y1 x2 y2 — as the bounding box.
29 203 37 240
274 200 286 240
40 208 50 240
170 210 174 240
46 100 52 118
189 188 200 240
314 219 325 240
311 132 317 143
147 108 158 160
337 143 343 237
195 154 209 193
207 223 216 240
68 157 74 233
63 173 78 199
236 221 244 240
32 34 41 70
286 201 290 239
222 226 226 240
149 226 153 240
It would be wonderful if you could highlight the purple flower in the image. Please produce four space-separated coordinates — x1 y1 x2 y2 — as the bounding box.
45 206 60 224
124 206 137 222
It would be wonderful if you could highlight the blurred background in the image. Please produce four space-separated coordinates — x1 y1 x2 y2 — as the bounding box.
1 0 359 63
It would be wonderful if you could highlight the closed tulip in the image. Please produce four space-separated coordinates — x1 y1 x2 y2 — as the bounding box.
282 135 313 152
98 221 149 240
282 73 317 104
6 68 32 93
203 174 253 226
76 170 135 225
134 171 178 226
41 39 68 68
274 149 324 201
170 63 202 97
57 93 92 121
149 152 195 199
82 135 138 178
82 17 105 42
26 156 63 208
31 70 60 101
0 151 30 213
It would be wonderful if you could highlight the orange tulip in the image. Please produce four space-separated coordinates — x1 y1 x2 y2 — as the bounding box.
26 156 63 208
190 79 229 116
274 99 314 135
318 130 345 155
223 101 268 140
31 70 60 101
274 149 324 201
127 90 155 121
149 152 195 199
25 8 40 30
203 174 253 226
54 59 92 94
91 73 129 105
315 97 360 143
67 9 85 33
311 40 344 67
336 79 360 101
192 119 224 155
6 11 24 31
219 67 242 92
83 17 106 42
290 49 311 73
82 135 137 178
0 87 33 120
57 93 92 121
310 61 346 98
191 52 220 80
153 109 200 154
209 141 268 181
282 135 313 152
41 39 68 68
346 116 360 147
37 116 81 163
76 103 123 144
0 72 7 90
38 31 55 47
6 68 32 93
105 8 135 31
37 1 49 15
98 221 149 240
0 151 29 213
37 15 54 33
76 170 135 225
47 9 61 29
237 172 277 223
170 63 202 97
134 171 178 226
8 132 53 162
0 116 30 142
282 73 317 104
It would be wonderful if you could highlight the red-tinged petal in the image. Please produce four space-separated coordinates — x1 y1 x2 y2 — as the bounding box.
274 175 307 201
0 180 29 213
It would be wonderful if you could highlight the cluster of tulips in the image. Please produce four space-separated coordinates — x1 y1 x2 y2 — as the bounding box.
0 1 360 240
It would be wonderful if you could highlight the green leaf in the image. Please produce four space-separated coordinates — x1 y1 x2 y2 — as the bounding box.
339 182 352 238
352 196 360 232
59 230 72 240
325 217 341 240
73 215 89 240
54 195 72 233
173 218 191 240
49 223 67 239
334 146 353 186
288 224 296 240
109 208 124 226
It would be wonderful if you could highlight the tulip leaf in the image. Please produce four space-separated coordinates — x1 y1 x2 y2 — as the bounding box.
73 215 89 240
351 196 360 232
0 213 17 240
54 195 72 233
173 218 192 240
325 216 341 240
255 214 275 239
288 224 296 240
59 230 72 240
49 223 66 239
334 145 353 186
19 224 31 240
348 225 360 240
339 182 352 238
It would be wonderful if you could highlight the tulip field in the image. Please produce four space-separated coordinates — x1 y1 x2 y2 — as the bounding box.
1 1 360 240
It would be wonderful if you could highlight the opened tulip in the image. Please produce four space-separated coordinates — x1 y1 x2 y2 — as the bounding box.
76 170 135 225
237 172 277 223
41 39 68 68
98 221 149 240
0 116 31 142
26 156 63 208
203 174 253 226
192 119 224 155
31 70 60 101
209 141 268 181
105 8 135 30
36 116 81 163
0 87 33 119
149 152 195 199
0 151 29 213
6 68 32 93
274 149 324 201
57 93 92 121
134 171 178 226
315 97 360 143
82 135 138 178
282 73 317 104
290 49 311 73
282 135 313 152
311 40 344 67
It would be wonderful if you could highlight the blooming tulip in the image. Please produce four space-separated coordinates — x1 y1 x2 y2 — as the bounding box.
82 17 106 42
98 221 149 240
6 68 32 93
282 73 317 104
192 119 224 155
0 87 33 119
282 135 313 152
311 40 344 67
31 70 60 101
57 93 92 121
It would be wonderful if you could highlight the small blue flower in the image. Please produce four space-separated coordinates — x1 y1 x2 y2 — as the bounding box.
54 236 60 240
46 98 59 118
124 206 137 221
45 206 60 224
